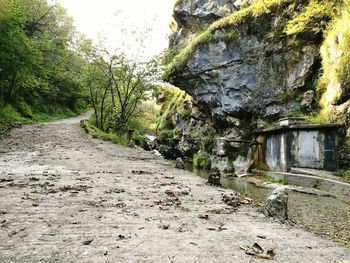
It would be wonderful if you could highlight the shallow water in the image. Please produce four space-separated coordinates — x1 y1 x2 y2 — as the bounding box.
188 166 350 248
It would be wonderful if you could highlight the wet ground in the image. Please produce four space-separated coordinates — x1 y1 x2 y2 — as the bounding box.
0 115 349 262
188 167 350 247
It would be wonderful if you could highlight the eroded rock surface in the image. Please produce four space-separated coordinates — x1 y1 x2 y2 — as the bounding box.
264 187 289 220
173 35 318 118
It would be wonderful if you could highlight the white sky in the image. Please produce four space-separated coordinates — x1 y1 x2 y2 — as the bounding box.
57 0 174 60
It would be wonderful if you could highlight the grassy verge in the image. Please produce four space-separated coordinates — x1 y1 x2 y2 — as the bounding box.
193 151 211 170
336 169 350 183
262 175 289 185
32 108 83 122
80 120 130 146
0 104 87 137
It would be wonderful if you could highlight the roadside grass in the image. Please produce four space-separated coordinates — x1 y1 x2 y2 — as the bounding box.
32 108 79 122
336 169 350 183
262 175 288 185
193 151 211 170
0 104 88 137
80 120 130 147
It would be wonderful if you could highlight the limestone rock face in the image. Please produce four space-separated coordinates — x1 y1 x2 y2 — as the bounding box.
170 0 321 120
175 157 186 169
174 0 250 26
301 90 315 110
171 0 250 48
172 36 318 118
264 187 288 220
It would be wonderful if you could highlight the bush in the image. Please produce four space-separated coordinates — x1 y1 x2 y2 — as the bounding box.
80 120 129 147
336 169 350 183
193 151 211 170
132 131 148 146
155 86 191 133
158 128 174 140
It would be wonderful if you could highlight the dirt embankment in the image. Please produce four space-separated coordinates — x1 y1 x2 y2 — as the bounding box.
0 116 349 262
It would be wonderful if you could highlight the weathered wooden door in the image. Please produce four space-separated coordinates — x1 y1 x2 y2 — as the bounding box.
324 132 337 171
265 135 281 170
293 131 324 169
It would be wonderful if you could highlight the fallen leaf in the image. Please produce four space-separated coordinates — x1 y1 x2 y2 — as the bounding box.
161 224 170 230
240 244 276 260
198 214 209 220
252 243 264 254
82 239 94 245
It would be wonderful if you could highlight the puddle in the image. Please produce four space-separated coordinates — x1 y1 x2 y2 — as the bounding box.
187 165 350 248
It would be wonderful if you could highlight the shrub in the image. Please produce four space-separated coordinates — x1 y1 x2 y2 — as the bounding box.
336 169 350 183
132 131 148 146
193 151 211 170
80 120 129 147
158 128 174 140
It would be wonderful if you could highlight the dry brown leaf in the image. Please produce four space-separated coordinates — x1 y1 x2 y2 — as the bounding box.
252 243 264 254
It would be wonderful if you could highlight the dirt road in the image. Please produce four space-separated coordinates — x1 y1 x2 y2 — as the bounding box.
0 115 349 262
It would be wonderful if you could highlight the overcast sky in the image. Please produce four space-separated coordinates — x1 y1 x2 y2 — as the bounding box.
57 0 174 60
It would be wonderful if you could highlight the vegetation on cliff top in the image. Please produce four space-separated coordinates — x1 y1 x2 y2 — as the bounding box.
164 0 345 79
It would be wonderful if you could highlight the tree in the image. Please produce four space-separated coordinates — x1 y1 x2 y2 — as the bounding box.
81 42 160 133
0 0 87 118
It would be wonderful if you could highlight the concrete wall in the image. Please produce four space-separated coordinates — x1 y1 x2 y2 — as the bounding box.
260 129 338 172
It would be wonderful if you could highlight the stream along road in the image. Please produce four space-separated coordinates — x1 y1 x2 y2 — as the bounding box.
0 115 349 263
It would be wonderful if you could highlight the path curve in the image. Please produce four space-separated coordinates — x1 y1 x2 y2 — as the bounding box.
0 115 349 262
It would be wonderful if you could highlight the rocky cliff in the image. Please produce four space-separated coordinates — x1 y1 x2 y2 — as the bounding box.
164 0 350 170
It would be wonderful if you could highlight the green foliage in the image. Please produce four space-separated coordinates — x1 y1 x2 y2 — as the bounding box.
132 131 148 146
263 175 275 182
278 178 289 185
312 179 322 189
32 107 79 122
0 103 79 136
193 151 211 170
284 0 341 36
80 120 129 147
304 112 330 124
81 43 159 134
222 28 238 43
263 175 288 185
338 137 350 169
0 0 88 128
336 169 350 183
174 0 184 6
200 136 214 153
161 48 179 68
154 86 191 135
318 3 350 118
158 128 174 140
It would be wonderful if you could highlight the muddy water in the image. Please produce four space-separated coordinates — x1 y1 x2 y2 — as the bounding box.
188 166 350 248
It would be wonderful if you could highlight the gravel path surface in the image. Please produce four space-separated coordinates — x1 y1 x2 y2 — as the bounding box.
0 115 349 262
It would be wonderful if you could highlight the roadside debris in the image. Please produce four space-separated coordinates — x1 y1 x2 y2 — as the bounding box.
207 168 221 186
240 243 276 260
82 239 94 245
198 214 209 220
264 187 288 220
221 193 252 207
